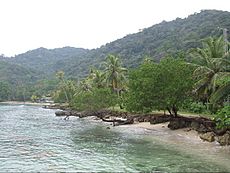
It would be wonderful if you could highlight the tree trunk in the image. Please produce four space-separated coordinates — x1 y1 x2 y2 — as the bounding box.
167 107 172 116
172 105 178 117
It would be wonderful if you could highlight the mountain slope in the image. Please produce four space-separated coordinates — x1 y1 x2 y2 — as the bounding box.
5 47 89 76
99 10 230 60
2 10 230 82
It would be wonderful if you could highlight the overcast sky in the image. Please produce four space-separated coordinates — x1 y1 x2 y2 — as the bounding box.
0 0 229 56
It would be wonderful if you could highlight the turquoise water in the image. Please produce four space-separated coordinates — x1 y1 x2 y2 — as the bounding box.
0 105 229 172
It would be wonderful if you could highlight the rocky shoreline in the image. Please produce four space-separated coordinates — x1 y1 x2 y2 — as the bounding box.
44 104 230 146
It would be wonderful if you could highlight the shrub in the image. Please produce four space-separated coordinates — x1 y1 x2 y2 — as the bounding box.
189 102 207 113
215 105 230 129
71 88 118 111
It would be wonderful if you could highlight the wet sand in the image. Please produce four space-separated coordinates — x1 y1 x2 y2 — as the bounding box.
123 122 220 146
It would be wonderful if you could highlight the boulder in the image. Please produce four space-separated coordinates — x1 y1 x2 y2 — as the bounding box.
199 132 215 142
55 111 70 116
190 121 200 130
214 128 228 136
168 119 190 130
70 111 81 117
196 124 210 133
150 115 171 124
217 131 230 146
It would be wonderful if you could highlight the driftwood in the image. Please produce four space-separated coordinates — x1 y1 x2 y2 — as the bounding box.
101 117 134 126
54 109 133 125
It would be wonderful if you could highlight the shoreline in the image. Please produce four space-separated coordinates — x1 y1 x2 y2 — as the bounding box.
123 122 208 143
122 122 229 147
0 101 52 106
120 122 230 168
128 122 230 168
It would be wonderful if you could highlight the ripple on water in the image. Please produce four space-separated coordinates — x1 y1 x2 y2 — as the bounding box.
0 105 229 172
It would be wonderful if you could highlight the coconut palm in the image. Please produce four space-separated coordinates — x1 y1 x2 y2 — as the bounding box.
190 36 230 104
102 54 127 91
88 68 106 88
56 71 70 103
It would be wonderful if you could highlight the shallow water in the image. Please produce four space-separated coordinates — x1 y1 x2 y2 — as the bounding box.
0 105 229 172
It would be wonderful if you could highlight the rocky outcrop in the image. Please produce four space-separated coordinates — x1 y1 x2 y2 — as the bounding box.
199 132 215 142
150 114 172 124
168 119 190 130
55 110 81 117
54 109 133 126
167 116 215 132
43 104 69 110
55 111 70 116
217 131 230 146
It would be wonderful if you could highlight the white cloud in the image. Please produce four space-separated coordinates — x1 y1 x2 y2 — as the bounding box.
0 0 229 56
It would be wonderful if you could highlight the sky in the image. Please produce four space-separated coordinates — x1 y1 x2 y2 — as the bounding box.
0 0 229 56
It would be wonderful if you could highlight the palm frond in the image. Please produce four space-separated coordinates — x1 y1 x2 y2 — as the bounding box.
210 82 230 103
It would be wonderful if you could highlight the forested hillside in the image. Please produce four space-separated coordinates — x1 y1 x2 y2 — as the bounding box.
64 10 230 77
4 47 89 76
0 10 230 100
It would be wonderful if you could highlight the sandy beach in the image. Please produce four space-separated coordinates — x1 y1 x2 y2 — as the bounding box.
120 122 230 170
122 122 230 151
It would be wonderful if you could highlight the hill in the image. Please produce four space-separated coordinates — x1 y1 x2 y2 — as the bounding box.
62 10 230 78
1 10 230 99
6 10 230 79
6 47 89 76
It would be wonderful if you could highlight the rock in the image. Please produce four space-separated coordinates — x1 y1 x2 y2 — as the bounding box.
200 132 215 142
168 119 190 130
191 121 200 130
217 131 230 146
214 128 228 136
150 115 171 124
55 111 69 116
196 124 210 133
106 127 110 129
93 117 101 121
70 111 81 117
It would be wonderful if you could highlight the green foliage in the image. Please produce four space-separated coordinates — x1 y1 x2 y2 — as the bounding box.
215 106 230 129
88 68 106 88
71 88 118 111
32 79 59 97
182 100 207 113
125 58 194 114
31 95 38 102
158 58 195 112
102 54 127 90
0 82 11 101
53 80 77 103
125 62 159 113
190 36 230 106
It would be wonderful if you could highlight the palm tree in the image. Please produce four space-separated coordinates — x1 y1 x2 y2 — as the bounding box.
190 36 230 105
102 54 127 91
88 68 106 88
56 71 69 103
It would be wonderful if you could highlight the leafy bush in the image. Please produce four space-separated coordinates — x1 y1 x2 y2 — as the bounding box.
71 88 118 111
189 102 206 113
125 58 194 114
215 106 230 129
